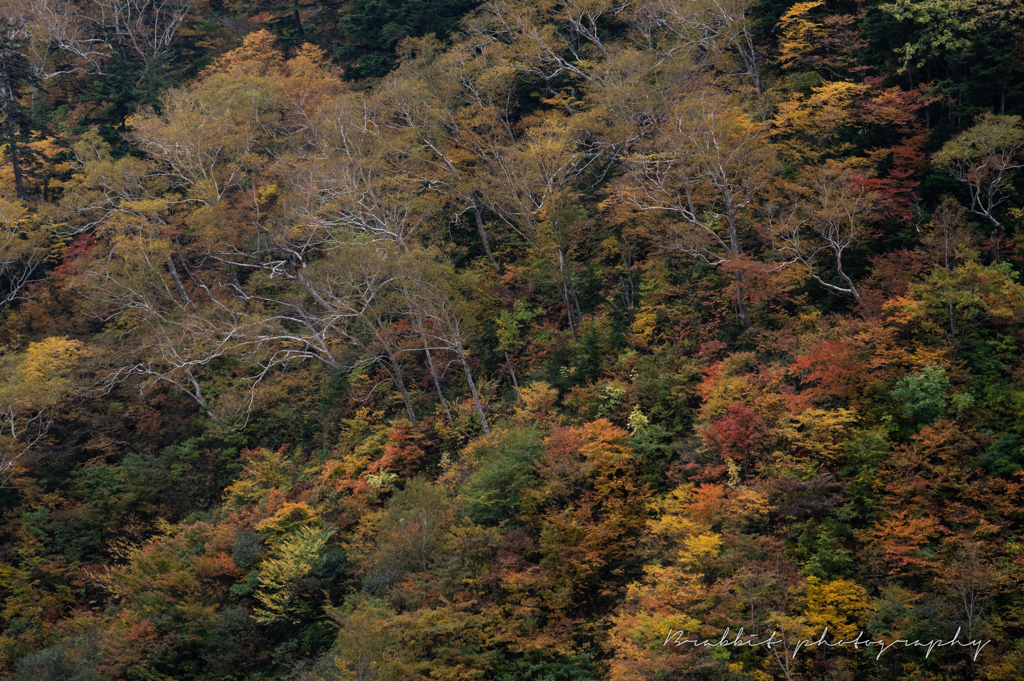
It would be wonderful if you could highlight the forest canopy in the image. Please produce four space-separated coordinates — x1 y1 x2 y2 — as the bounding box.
0 0 1023 680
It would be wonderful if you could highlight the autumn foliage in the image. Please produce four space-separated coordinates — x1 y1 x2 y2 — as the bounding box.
0 1 1023 680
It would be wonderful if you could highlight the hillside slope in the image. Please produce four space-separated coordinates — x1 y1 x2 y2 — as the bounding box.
1 1 1024 679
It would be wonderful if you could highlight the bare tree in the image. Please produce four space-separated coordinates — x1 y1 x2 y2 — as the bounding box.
629 0 763 96
765 161 878 303
933 113 1024 252
0 338 92 486
619 86 775 327
24 0 192 79
475 115 598 340
0 198 47 303
398 248 491 435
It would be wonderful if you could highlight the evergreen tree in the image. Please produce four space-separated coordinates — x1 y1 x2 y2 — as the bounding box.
334 0 478 80
0 22 37 200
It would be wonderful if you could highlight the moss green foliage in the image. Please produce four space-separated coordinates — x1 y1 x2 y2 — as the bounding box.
461 427 544 525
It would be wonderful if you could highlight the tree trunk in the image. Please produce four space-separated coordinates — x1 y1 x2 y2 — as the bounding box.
457 344 489 435
505 351 522 406
725 202 752 330
382 343 417 426
186 371 219 422
4 80 24 200
472 203 499 271
167 257 192 305
420 330 455 426
734 272 753 330
548 260 579 342
986 209 1003 263
562 247 584 323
